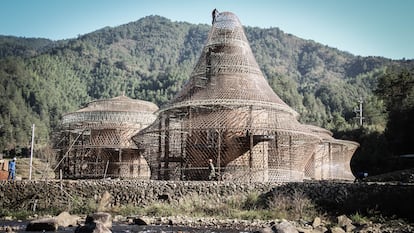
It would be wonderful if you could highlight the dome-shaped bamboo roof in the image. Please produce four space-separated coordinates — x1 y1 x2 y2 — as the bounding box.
76 95 158 113
61 95 158 127
166 12 297 117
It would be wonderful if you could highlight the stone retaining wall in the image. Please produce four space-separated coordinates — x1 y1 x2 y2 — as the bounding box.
264 181 414 221
0 180 413 220
0 180 274 212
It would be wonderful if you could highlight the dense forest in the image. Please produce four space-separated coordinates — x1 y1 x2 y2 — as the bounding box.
0 15 413 175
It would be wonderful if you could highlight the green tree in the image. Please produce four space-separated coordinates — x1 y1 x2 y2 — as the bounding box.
375 66 414 156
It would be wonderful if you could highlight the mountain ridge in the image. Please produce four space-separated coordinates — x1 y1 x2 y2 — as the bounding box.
0 14 412 154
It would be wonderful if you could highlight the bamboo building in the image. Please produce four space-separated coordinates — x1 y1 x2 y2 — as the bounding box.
54 95 158 179
131 11 359 182
54 11 358 182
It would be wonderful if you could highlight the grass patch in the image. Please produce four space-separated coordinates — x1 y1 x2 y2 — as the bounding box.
113 204 144 217
0 208 65 220
67 195 98 215
1 189 320 222
145 203 176 216
105 191 321 222
350 212 370 225
266 189 318 221
0 209 32 220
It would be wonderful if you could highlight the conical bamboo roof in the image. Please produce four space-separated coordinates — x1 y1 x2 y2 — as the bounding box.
166 12 298 117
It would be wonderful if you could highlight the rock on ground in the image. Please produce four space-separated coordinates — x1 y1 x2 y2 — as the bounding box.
74 212 113 233
75 221 111 233
271 220 298 233
90 212 112 229
55 211 80 227
26 218 58 231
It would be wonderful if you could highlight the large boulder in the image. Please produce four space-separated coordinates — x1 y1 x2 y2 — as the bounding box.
271 220 299 233
90 212 112 229
74 221 111 233
5 226 15 233
253 226 273 233
330 226 346 233
75 212 112 233
337 215 355 232
55 211 80 227
97 191 112 212
26 218 58 231
133 217 148 225
312 217 321 228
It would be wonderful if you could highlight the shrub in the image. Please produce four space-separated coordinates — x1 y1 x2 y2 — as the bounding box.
242 191 261 210
267 189 317 221
350 212 369 225
69 195 97 215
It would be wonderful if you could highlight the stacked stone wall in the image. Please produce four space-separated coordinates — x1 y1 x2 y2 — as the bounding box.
0 180 413 220
264 181 414 221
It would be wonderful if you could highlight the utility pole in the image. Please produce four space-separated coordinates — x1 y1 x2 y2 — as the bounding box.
354 98 364 126
29 124 35 180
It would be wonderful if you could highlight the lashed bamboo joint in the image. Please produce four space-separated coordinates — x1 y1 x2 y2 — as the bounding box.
132 12 359 182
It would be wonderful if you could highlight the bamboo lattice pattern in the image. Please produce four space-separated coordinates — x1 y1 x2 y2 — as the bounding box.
132 12 359 182
54 96 158 179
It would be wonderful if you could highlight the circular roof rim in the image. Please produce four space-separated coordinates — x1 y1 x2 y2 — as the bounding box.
160 99 299 117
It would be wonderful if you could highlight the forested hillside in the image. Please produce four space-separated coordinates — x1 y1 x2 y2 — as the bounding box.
1 15 413 174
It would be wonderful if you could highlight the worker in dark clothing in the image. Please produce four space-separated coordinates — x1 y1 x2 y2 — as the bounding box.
212 8 219 24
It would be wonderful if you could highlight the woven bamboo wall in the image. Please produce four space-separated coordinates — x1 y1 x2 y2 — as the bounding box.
304 125 359 180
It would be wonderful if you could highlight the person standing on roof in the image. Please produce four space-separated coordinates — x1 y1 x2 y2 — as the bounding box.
8 157 16 180
212 8 219 24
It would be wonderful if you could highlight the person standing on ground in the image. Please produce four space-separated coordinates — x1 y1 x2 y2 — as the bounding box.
8 157 16 180
208 159 216 180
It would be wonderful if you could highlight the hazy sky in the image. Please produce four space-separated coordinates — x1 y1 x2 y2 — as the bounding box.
1 0 413 59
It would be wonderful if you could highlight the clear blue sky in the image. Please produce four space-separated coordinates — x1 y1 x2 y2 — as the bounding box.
1 0 413 59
